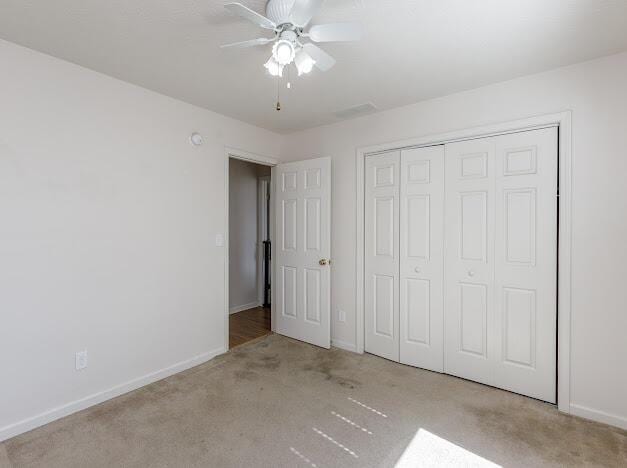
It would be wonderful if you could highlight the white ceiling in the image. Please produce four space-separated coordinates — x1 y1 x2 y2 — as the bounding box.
1 0 627 133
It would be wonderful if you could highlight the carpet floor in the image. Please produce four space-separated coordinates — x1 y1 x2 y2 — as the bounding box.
1 334 625 467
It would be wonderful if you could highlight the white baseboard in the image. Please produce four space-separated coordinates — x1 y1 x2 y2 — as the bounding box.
0 346 226 443
570 403 627 431
229 301 260 314
331 338 358 353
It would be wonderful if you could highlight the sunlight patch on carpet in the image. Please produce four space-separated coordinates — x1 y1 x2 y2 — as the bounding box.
395 428 501 467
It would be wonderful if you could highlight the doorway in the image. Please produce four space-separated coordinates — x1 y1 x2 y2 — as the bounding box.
228 156 273 348
224 150 333 351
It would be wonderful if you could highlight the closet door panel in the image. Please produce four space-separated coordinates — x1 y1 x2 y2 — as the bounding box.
444 128 557 403
493 128 557 403
400 146 444 371
365 152 400 361
444 138 497 386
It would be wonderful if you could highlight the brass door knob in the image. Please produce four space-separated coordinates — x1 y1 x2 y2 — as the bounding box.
319 259 331 266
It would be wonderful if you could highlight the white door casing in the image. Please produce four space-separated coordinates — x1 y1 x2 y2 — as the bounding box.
399 146 445 372
258 176 270 306
273 157 331 348
364 151 400 361
444 128 557 402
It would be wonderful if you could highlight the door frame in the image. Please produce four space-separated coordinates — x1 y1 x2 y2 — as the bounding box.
224 147 279 350
355 111 573 413
257 176 271 306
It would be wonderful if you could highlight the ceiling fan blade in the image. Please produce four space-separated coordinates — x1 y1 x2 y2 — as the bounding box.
220 37 275 49
308 23 362 42
289 0 323 28
224 2 276 30
302 43 336 71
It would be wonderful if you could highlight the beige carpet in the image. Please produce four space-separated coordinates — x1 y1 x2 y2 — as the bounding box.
1 334 625 467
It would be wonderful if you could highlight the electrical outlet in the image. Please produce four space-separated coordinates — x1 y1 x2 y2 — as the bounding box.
75 350 88 370
338 309 346 323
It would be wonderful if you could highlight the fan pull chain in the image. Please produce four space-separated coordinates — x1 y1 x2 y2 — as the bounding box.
276 69 281 111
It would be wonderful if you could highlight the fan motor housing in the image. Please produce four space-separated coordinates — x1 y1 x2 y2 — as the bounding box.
266 0 296 25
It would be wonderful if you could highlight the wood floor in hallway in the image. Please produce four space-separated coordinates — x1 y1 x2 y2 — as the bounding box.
229 306 271 348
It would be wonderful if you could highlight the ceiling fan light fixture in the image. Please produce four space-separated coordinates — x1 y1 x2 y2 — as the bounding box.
295 49 315 75
264 57 284 77
273 39 296 65
221 0 362 110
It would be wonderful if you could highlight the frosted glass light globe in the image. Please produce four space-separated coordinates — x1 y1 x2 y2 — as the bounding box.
273 40 295 65
264 57 283 77
295 49 315 75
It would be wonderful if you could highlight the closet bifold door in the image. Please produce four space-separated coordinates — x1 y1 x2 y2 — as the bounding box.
444 128 557 403
443 138 496 387
493 128 557 403
399 146 445 372
365 151 400 361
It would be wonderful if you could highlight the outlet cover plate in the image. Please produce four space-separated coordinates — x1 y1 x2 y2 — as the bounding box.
75 350 88 370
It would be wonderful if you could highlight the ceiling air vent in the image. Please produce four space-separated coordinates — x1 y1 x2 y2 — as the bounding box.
333 102 377 120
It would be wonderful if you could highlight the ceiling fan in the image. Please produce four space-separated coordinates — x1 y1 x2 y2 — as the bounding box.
220 0 362 77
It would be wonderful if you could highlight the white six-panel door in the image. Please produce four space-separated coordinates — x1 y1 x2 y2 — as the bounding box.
365 152 400 361
364 128 557 403
273 157 331 348
399 146 445 372
444 128 557 402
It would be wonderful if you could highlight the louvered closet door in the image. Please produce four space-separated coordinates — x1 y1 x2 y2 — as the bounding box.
399 146 445 372
444 128 557 403
365 151 400 361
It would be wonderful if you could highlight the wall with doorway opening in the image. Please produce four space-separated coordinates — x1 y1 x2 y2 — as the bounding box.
229 158 271 313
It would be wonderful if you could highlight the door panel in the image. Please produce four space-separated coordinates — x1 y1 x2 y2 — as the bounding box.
365 152 400 361
502 287 535 366
400 146 444 371
459 282 488 357
281 266 297 318
460 191 488 261
304 268 321 323
282 199 297 250
493 128 557 402
406 195 430 259
405 278 430 345
504 189 536 264
273 157 331 348
375 197 395 256
374 274 395 337
304 198 321 251
444 138 496 386
444 128 557 403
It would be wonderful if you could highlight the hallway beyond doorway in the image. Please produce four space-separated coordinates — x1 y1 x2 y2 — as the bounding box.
229 307 271 348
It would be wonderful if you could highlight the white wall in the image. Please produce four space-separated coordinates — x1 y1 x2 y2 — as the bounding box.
228 159 270 312
0 39 281 440
280 52 627 429
2 34 626 438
